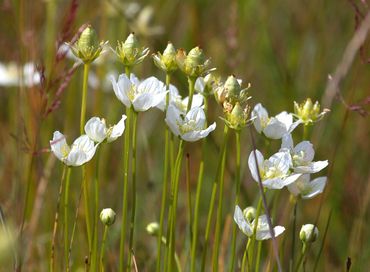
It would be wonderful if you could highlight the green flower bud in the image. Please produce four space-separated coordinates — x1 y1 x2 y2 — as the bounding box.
153 42 178 73
243 206 256 222
299 224 319 244
115 33 149 68
294 98 329 125
224 102 251 130
224 75 242 100
100 208 116 226
146 222 160 236
176 46 214 79
70 25 106 64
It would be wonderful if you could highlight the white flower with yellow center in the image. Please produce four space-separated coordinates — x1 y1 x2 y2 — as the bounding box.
248 149 301 189
251 103 301 139
280 134 328 173
50 131 97 167
84 115 127 143
233 205 285 240
165 105 216 142
287 174 327 199
110 73 167 112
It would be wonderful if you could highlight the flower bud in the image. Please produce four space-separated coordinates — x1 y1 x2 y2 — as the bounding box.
100 208 116 226
153 42 178 73
115 33 149 68
224 75 242 101
299 224 319 244
294 98 329 125
243 206 256 222
146 222 160 236
70 25 106 64
224 102 251 130
176 46 214 78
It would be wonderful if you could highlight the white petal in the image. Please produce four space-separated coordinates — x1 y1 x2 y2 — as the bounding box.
302 177 327 199
183 94 204 110
111 74 131 108
283 173 303 186
294 141 315 162
165 105 181 137
186 107 206 128
181 122 216 142
275 111 292 130
234 205 253 237
50 131 70 162
288 120 302 133
262 178 287 189
195 77 205 93
84 117 107 143
263 118 287 139
281 133 294 150
252 103 269 133
248 150 264 182
66 135 97 166
129 73 140 86
269 151 291 174
294 160 328 174
107 115 127 142
138 76 161 94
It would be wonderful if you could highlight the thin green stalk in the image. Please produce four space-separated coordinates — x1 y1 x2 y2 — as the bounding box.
128 110 138 271
290 199 298 272
64 167 72 271
249 196 263 270
303 125 309 140
119 106 132 272
229 130 241 272
313 210 332 271
156 73 172 272
212 126 230 271
241 239 251 272
255 241 262 272
186 77 196 112
50 165 67 272
168 140 185 271
99 226 109 272
91 149 101 272
186 153 193 237
80 63 90 134
201 125 229 272
294 243 308 272
82 166 92 255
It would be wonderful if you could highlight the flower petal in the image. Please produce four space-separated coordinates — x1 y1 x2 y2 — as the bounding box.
165 105 182 137
252 103 269 133
66 135 97 166
107 115 127 142
263 118 287 139
50 131 70 162
302 176 327 199
294 160 328 174
85 117 107 143
248 150 264 182
111 74 131 108
234 205 253 237
294 141 315 162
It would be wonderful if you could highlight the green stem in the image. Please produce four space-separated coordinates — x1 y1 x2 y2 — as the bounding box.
255 241 262 272
80 63 90 134
64 167 72 271
249 196 263 270
119 106 132 272
303 125 309 140
212 126 229 271
241 239 251 272
186 77 196 112
186 154 193 238
125 66 131 77
91 149 101 272
168 140 185 271
294 243 308 272
128 110 138 271
201 125 229 272
156 73 171 272
229 130 241 272
290 199 298 272
99 226 109 272
82 165 92 257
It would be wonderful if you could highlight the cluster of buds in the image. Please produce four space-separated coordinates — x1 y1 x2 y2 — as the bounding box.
152 42 178 73
215 75 252 130
176 46 214 79
299 224 319 244
70 25 107 64
113 33 149 68
293 98 329 125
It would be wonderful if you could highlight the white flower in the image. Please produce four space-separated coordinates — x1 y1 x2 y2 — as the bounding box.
287 174 327 199
251 103 301 139
165 105 216 142
248 149 301 189
84 115 127 143
281 134 328 173
300 224 319 243
50 131 97 167
157 84 203 112
111 73 167 112
234 205 285 240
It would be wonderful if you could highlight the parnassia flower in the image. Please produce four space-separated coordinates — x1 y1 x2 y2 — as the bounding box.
252 103 301 140
233 205 285 240
84 115 127 143
111 73 167 112
165 105 216 142
280 134 328 174
248 149 301 189
287 174 327 199
50 131 97 167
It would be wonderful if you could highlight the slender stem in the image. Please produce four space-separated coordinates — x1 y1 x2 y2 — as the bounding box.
201 125 229 272
168 140 185 271
157 73 172 272
91 149 101 272
290 198 298 272
50 165 67 272
229 130 241 271
186 77 196 112
125 66 130 77
255 241 262 272
186 154 193 238
80 63 90 134
64 167 72 271
82 165 92 256
212 125 230 271
128 110 138 271
241 239 251 272
99 226 109 272
303 125 309 140
249 197 263 270
120 106 132 272
294 243 307 272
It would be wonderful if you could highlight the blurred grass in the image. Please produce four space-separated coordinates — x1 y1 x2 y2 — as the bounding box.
0 0 369 271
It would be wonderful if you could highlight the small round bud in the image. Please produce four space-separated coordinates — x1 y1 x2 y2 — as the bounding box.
176 46 214 78
115 33 149 68
77 26 99 51
224 75 242 101
186 47 206 67
146 222 160 236
243 206 256 222
299 224 319 244
153 42 178 73
100 208 116 226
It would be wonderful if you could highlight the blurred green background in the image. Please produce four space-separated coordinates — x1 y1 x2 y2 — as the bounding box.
0 0 369 271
